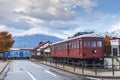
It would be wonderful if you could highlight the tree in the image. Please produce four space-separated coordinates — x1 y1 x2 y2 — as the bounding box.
103 34 112 56
103 35 111 47
0 31 14 60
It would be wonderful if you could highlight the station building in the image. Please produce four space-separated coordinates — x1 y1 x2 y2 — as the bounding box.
110 39 120 56
104 39 120 69
32 41 50 60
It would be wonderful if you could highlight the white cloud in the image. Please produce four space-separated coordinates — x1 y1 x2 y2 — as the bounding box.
0 0 98 39
15 0 78 21
12 0 97 21
0 24 25 36
0 0 31 20
106 21 120 37
108 22 120 32
61 0 97 13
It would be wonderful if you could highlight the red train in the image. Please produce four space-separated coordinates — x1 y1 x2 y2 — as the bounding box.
50 34 104 64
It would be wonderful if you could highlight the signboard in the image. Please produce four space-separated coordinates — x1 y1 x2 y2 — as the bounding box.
110 39 119 46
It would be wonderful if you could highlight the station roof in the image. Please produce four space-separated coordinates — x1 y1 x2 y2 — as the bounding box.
32 41 50 50
10 48 32 51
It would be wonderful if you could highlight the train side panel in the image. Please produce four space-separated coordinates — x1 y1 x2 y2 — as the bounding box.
51 42 68 58
68 39 82 58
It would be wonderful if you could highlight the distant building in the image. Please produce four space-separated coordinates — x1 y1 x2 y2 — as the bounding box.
110 39 120 56
104 39 120 69
32 41 51 59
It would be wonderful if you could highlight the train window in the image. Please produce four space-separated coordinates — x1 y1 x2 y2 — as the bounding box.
76 41 79 48
73 42 77 48
58 44 62 50
74 41 79 48
68 43 69 48
91 40 96 47
69 43 72 48
63 44 65 49
59 45 61 50
55 46 58 50
84 40 90 47
60 44 62 49
80 41 82 47
70 43 71 48
59 43 67 49
52 46 54 50
62 44 63 49
64 43 67 49
72 43 74 48
65 43 67 49
97 40 102 47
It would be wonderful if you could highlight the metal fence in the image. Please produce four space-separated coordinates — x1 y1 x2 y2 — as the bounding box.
36 58 120 77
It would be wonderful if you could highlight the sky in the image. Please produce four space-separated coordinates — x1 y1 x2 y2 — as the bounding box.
0 0 120 39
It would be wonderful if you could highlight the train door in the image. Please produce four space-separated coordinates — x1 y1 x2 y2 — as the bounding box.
67 42 69 56
19 51 24 57
5 51 11 58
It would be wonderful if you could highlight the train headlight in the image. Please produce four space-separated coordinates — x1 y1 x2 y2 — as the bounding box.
93 49 97 56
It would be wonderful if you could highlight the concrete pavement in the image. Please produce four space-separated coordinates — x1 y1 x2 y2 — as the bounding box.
0 61 8 74
0 60 9 80
5 60 87 80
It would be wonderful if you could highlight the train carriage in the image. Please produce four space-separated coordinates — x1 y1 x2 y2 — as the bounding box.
50 33 104 64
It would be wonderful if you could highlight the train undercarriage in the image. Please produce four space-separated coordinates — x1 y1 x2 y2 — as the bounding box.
51 57 104 68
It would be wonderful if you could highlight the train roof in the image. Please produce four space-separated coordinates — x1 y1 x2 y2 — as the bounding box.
51 33 103 45
10 48 32 51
